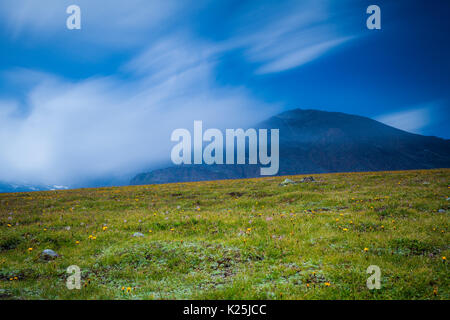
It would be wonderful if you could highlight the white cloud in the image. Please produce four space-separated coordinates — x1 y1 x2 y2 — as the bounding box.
0 37 277 186
254 37 352 74
375 106 433 134
230 1 358 74
0 0 360 186
0 0 358 71
0 0 181 47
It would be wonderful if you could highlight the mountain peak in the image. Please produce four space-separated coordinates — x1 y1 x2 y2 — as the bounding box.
131 109 450 185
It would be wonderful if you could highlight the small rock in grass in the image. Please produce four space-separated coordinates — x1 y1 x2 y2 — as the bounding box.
132 232 144 237
279 178 296 186
438 209 445 213
40 249 58 260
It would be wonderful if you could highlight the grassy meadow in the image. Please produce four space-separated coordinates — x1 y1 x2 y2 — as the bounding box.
0 169 449 300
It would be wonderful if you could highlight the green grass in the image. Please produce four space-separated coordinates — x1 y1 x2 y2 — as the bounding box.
0 169 449 299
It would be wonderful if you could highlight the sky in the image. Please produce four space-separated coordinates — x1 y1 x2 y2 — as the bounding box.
0 0 449 187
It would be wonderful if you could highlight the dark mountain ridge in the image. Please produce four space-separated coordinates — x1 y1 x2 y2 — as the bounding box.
131 109 450 185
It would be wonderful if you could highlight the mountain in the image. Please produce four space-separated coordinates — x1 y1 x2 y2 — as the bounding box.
130 109 450 185
0 182 69 193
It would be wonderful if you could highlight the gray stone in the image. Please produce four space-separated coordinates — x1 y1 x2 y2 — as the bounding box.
40 249 58 260
279 178 296 186
438 209 445 213
132 232 145 237
300 176 316 182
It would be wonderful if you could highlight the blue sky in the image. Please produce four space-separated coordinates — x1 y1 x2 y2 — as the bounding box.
0 0 449 186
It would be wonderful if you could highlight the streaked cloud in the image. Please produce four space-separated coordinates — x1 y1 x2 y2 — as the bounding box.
254 37 353 74
0 0 358 71
0 0 181 47
375 105 435 134
0 37 277 186
0 0 363 186
231 1 358 74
